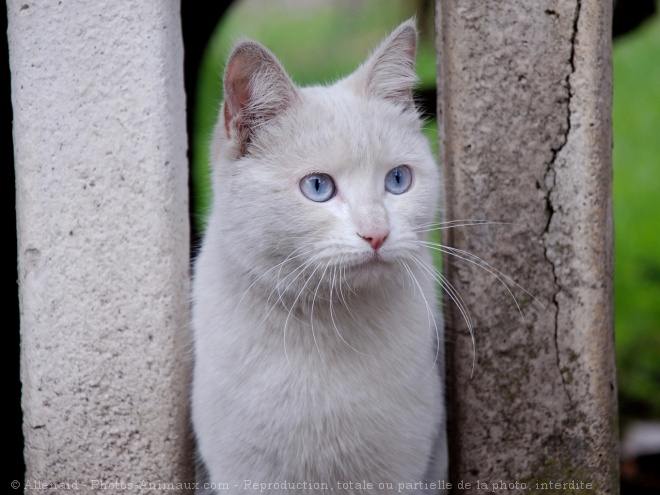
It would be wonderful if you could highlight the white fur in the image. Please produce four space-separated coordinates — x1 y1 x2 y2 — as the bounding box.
192 20 447 494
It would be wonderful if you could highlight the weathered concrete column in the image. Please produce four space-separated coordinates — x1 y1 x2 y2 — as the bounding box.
435 0 618 492
9 0 193 490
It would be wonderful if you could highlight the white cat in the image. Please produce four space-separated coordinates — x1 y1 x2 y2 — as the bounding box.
191 20 447 494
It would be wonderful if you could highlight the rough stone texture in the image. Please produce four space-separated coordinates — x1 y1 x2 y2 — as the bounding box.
9 0 193 491
435 0 618 492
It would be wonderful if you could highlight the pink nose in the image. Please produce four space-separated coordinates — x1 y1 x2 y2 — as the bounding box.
359 230 389 250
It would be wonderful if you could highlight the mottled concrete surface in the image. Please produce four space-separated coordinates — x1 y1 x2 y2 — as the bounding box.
9 0 193 491
436 0 618 492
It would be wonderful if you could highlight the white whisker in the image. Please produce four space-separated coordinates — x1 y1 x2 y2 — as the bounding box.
336 257 372 335
310 261 331 364
281 260 324 376
329 264 373 358
236 244 315 315
410 254 476 378
265 255 318 322
420 241 547 320
414 220 513 233
401 259 439 379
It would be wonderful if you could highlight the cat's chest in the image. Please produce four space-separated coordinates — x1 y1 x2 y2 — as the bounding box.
195 318 441 464
201 313 423 391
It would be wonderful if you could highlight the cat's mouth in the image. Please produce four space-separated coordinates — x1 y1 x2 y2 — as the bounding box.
348 251 388 271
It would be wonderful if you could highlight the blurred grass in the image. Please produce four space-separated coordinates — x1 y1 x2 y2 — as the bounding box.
611 13 660 424
193 1 660 423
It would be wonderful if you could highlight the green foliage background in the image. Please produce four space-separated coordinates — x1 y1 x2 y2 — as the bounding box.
611 13 660 424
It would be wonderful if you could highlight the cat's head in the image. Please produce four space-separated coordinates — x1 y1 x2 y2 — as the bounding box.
208 20 440 295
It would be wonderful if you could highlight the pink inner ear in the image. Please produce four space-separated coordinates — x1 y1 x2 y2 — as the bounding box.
224 54 255 139
221 41 299 154
223 102 232 138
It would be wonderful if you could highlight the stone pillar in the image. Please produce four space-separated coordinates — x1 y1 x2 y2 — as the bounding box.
435 0 618 492
9 0 193 490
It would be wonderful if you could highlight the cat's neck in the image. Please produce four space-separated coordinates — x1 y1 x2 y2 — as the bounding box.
217 254 433 342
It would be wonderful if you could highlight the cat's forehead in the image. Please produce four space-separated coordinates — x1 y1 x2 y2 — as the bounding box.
299 84 414 129
281 85 422 170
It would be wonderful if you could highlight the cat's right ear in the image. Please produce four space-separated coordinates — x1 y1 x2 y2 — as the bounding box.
222 41 299 155
347 19 418 111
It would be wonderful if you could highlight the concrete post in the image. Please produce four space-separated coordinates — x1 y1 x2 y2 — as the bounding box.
435 0 618 492
9 0 193 490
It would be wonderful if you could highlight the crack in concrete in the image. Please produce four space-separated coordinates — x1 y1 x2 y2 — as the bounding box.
542 0 582 409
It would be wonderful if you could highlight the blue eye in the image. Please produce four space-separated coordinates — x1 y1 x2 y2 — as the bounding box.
385 165 412 194
300 173 336 202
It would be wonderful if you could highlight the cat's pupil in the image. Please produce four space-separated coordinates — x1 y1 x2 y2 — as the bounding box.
314 178 321 191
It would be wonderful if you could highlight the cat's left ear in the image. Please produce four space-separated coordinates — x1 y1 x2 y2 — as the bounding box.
222 40 299 154
350 19 418 110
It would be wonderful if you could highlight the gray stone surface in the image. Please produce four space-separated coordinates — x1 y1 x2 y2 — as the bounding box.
9 0 193 491
435 0 618 492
